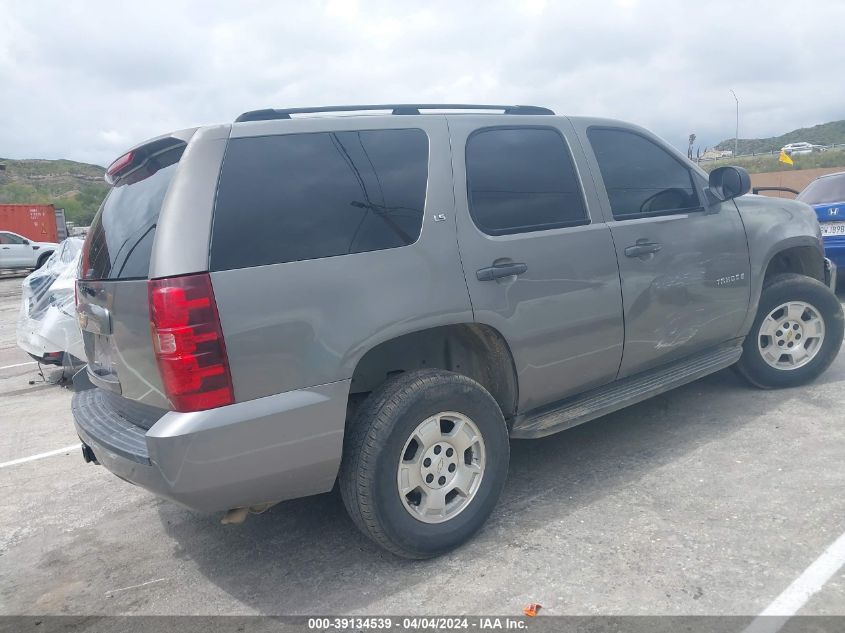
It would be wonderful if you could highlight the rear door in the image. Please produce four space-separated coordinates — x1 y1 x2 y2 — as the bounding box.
575 122 750 377
449 116 624 412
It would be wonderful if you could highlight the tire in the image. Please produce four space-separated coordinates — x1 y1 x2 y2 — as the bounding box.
339 369 510 559
736 273 844 389
35 253 51 270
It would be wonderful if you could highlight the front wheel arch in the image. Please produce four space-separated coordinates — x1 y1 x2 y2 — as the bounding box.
762 245 825 287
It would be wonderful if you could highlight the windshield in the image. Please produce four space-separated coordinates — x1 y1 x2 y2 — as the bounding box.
797 174 845 206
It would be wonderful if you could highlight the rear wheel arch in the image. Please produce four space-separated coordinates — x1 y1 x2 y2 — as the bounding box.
348 323 519 423
339 368 510 558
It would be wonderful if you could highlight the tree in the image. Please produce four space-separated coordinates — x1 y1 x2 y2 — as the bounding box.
688 133 696 159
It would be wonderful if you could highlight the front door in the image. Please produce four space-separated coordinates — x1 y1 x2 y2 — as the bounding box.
449 117 625 413
576 124 751 377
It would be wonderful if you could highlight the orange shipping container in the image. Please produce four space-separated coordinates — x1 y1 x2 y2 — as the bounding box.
0 204 59 242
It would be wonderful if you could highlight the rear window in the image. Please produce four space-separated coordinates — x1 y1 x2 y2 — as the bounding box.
210 128 428 271
797 174 845 206
81 150 182 280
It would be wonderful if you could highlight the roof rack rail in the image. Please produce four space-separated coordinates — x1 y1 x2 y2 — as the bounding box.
234 104 554 123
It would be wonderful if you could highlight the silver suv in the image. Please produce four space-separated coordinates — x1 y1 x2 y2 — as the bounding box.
73 104 843 558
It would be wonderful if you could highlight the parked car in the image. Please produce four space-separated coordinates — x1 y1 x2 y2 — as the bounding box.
17 238 85 366
72 104 843 558
797 171 845 270
0 230 57 270
781 142 815 156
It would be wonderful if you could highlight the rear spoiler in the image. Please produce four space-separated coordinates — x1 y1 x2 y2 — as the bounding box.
105 128 197 186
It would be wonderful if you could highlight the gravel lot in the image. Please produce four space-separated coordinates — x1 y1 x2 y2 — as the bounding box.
1 273 843 617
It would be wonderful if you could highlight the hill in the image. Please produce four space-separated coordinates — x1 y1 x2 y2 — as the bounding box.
714 120 845 155
0 158 108 227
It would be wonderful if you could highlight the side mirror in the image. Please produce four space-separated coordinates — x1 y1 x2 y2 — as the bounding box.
22 239 30 245
708 166 751 202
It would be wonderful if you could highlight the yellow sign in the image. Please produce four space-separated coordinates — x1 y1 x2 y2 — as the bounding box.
779 150 794 165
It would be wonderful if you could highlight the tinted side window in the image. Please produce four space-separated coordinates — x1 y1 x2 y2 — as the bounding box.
1 233 25 244
466 127 588 235
211 129 428 271
588 128 700 219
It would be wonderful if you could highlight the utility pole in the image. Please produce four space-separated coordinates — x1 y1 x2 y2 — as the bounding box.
729 89 739 157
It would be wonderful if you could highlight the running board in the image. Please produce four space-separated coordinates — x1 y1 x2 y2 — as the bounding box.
510 343 743 439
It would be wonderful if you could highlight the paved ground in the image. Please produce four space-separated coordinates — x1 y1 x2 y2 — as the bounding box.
0 274 843 616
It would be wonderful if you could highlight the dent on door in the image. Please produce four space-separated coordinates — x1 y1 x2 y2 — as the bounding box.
574 121 751 377
611 207 750 375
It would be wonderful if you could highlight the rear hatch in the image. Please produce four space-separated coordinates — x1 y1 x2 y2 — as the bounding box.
77 134 191 411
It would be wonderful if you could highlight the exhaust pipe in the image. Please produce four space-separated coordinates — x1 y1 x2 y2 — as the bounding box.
80 443 99 465
221 502 277 525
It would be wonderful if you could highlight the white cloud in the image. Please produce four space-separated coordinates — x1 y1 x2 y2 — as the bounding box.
0 0 842 165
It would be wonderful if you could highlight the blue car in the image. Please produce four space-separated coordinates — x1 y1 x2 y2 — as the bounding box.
798 171 845 269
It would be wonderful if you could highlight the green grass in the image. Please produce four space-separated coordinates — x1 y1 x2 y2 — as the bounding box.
700 148 845 174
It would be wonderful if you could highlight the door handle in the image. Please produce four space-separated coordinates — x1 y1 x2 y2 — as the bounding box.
476 262 528 281
1 247 9 250
624 241 662 258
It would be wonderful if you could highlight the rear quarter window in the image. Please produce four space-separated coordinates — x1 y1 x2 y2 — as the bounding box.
210 128 429 271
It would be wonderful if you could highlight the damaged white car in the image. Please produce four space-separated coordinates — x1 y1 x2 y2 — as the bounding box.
17 237 85 367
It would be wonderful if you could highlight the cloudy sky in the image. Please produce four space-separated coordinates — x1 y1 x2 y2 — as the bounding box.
1 0 843 166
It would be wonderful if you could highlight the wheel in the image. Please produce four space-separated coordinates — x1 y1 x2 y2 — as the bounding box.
736 273 844 388
339 369 510 559
35 253 51 270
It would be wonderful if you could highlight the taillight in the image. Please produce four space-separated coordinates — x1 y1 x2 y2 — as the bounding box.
105 151 135 184
148 273 234 412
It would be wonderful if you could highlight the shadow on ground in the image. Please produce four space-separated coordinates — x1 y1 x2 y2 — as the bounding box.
153 363 830 614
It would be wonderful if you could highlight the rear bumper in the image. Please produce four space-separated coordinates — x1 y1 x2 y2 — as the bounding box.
72 379 350 512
